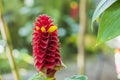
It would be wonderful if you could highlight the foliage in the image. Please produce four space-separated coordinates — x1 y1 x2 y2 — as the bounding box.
92 0 117 24
97 0 120 44
29 72 45 80
29 72 55 80
0 58 11 73
29 73 88 80
92 0 120 44
64 75 88 80
0 51 34 74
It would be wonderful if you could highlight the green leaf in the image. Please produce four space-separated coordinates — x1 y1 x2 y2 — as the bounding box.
29 72 55 80
97 0 120 44
64 75 88 80
46 78 55 80
92 0 117 23
29 72 46 80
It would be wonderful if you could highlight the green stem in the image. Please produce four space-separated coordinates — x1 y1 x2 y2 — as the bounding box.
77 0 87 75
0 1 20 80
0 74 2 80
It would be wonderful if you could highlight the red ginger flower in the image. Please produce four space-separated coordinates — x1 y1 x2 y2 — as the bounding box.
32 14 64 78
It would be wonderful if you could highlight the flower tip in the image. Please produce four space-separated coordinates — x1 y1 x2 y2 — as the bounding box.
41 27 46 32
48 26 58 33
35 26 40 31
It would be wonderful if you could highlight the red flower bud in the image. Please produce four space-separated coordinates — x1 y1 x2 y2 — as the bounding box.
32 14 64 78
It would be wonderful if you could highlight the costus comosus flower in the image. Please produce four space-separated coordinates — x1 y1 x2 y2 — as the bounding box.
32 14 64 78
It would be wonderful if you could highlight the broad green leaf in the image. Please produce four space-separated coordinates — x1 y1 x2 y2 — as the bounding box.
29 72 55 80
64 75 88 80
29 72 46 80
97 0 120 44
92 0 117 24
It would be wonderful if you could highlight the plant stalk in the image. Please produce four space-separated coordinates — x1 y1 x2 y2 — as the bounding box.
77 0 87 75
0 74 2 80
0 1 20 80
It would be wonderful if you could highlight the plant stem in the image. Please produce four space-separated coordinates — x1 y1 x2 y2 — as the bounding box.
77 0 87 75
0 74 2 80
0 1 20 80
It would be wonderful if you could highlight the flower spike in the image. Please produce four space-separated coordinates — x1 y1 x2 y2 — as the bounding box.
32 14 64 79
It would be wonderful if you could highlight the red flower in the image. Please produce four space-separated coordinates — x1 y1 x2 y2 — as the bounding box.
32 14 64 78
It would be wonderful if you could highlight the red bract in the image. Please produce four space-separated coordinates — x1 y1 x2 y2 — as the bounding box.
32 14 63 78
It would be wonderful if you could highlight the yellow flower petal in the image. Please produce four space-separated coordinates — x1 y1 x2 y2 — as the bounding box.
35 26 40 30
48 26 58 32
41 27 46 32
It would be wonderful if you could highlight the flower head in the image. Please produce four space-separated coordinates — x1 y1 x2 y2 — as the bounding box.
32 14 64 78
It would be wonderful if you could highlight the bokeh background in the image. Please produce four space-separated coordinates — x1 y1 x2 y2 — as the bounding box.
0 0 117 80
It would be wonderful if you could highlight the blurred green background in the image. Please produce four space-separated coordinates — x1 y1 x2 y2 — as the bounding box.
0 0 114 80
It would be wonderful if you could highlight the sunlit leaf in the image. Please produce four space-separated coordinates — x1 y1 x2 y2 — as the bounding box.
64 75 88 80
97 0 120 44
92 0 117 24
29 72 45 80
29 72 55 80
